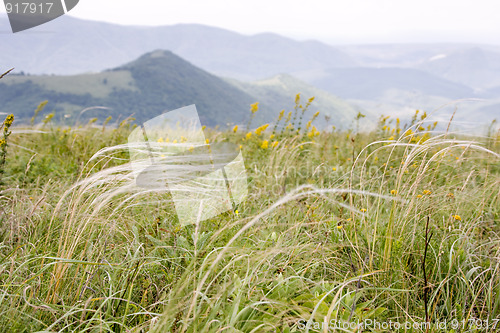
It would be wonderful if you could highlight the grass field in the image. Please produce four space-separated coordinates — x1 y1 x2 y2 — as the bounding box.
0 97 499 332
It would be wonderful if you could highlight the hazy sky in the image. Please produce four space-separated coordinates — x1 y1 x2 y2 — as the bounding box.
2 0 500 44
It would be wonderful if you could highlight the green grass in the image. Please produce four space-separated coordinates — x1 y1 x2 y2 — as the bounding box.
3 71 137 98
0 102 498 332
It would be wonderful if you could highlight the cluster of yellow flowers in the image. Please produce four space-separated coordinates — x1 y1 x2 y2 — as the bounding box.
278 110 285 120
307 126 320 138
416 190 432 198
255 124 269 135
3 114 14 128
250 102 259 114
259 140 279 149
295 94 300 104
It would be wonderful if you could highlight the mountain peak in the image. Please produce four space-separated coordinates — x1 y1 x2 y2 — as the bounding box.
116 49 185 69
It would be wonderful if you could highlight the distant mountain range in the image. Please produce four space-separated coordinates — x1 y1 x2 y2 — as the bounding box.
0 15 355 80
1 14 499 126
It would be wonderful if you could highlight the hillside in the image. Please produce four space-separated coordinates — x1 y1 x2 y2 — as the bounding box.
417 47 500 90
228 74 363 126
0 50 258 126
310 67 475 100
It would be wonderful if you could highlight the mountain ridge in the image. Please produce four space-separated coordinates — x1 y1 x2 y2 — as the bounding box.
0 15 356 80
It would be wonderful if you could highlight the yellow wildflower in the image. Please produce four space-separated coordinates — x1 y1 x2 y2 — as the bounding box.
452 214 461 221
4 114 14 126
233 125 238 133
261 140 269 149
255 124 269 135
423 190 431 195
360 208 367 213
272 141 279 148
246 132 252 139
278 109 285 120
391 190 397 195
250 102 259 113
205 139 210 144
337 225 343 230
332 167 336 171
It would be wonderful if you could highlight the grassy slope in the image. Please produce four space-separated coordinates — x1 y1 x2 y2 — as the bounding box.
3 71 137 98
0 103 499 332
0 51 258 127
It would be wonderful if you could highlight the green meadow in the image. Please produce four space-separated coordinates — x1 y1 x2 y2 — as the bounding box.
0 96 498 332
